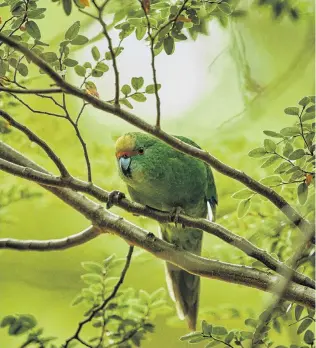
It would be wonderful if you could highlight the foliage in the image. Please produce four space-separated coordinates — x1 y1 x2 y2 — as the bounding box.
234 96 315 219
1 254 170 347
0 0 315 348
180 302 316 347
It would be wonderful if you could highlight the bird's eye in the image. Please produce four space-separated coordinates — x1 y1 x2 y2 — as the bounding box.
138 148 144 155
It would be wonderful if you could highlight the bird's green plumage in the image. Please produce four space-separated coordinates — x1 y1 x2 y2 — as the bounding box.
115 132 217 330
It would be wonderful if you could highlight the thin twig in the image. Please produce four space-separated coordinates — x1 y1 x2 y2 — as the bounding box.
0 109 69 177
251 228 315 347
63 246 134 348
139 0 161 128
8 93 65 118
91 0 120 106
0 87 63 94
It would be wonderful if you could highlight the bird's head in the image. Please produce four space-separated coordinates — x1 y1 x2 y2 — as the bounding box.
115 132 155 182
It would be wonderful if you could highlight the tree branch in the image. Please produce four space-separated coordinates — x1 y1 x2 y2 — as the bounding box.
0 33 312 242
0 87 63 94
91 0 120 106
252 228 315 347
0 142 314 307
0 143 314 291
0 226 100 251
139 0 161 128
0 109 69 177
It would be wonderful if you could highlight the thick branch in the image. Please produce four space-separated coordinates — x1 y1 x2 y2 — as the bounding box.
0 142 314 307
0 144 314 290
0 33 312 241
0 226 100 251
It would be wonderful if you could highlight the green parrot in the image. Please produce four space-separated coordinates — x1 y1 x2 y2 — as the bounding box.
115 132 218 330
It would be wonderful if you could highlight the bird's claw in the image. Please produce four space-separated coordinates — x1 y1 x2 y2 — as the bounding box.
169 206 185 228
106 190 125 209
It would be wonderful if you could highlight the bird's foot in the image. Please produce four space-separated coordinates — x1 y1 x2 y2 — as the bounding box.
169 206 185 228
106 190 125 209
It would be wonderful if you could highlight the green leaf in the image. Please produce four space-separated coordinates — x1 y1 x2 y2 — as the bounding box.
264 139 276 152
145 84 161 94
202 320 212 335
280 127 300 136
225 331 235 343
41 52 58 63
294 305 304 321
72 295 84 306
305 105 315 113
27 8 47 19
237 199 251 218
131 93 147 102
25 21 41 40
74 65 86 77
297 182 308 205
121 84 131 96
136 26 147 40
284 107 299 116
143 323 155 332
232 189 254 200
301 112 315 122
81 273 102 284
95 62 109 73
131 77 144 90
289 149 305 160
245 318 258 328
218 2 232 14
272 319 281 333
91 46 100 61
274 162 292 174
261 155 279 168
205 341 221 347
65 21 80 40
179 332 201 341
263 130 283 138
1 315 17 328
0 60 8 76
120 98 133 109
248 147 267 158
163 36 175 55
71 35 89 45
299 96 310 107
62 0 72 15
212 326 228 335
189 336 208 343
17 63 28 76
150 288 165 303
105 47 124 60
240 331 253 339
304 330 314 345
283 142 293 157
261 175 282 186
297 318 313 334
63 58 78 67
81 261 103 274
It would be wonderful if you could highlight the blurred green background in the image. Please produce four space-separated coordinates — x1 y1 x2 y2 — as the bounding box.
0 0 315 347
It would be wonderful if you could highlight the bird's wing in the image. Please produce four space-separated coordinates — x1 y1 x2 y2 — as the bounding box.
175 135 218 221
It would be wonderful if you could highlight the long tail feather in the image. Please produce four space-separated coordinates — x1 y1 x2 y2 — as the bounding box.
159 224 202 330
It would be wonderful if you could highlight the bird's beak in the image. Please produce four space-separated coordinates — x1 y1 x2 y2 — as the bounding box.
119 156 131 176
